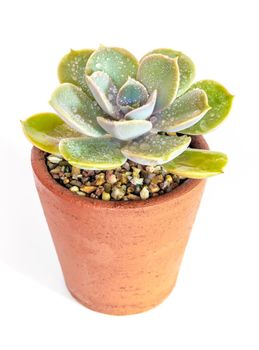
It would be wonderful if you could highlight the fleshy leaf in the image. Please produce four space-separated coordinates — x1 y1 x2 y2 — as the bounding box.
59 136 126 170
58 49 94 98
21 113 82 154
137 54 179 112
117 77 148 109
97 117 152 141
125 90 157 120
85 71 118 118
153 88 210 132
49 83 106 137
85 46 138 88
163 149 228 178
145 49 195 96
181 80 234 134
121 134 191 165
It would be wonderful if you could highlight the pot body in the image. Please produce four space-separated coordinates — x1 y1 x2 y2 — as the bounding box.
31 137 207 315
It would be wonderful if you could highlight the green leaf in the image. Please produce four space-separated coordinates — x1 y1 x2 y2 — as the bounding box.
145 48 195 96
59 136 127 170
137 54 179 113
121 134 191 165
153 88 210 132
117 77 148 108
49 83 106 137
97 117 152 140
180 80 234 135
58 49 94 98
163 148 228 178
85 71 118 118
85 46 138 88
125 90 157 120
21 112 82 154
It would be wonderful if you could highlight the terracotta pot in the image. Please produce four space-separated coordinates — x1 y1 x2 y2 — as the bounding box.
31 136 208 315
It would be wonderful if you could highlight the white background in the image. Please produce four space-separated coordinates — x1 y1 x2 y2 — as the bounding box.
0 0 258 349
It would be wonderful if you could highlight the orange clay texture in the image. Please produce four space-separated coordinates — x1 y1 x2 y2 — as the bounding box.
31 136 207 315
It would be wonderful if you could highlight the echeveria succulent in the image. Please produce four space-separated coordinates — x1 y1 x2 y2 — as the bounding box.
22 46 233 178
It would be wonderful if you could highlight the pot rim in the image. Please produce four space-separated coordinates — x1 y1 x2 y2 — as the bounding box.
31 135 208 210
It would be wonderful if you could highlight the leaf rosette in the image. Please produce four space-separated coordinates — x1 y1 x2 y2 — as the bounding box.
22 46 233 178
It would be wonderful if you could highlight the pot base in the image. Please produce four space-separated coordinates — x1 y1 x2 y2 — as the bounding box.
67 283 175 316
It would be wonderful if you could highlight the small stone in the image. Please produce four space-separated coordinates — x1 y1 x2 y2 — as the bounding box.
132 167 141 178
50 166 61 174
122 162 130 171
146 166 155 173
127 194 140 200
70 180 82 187
127 186 135 194
140 186 149 200
95 186 104 196
149 183 160 193
80 185 97 194
63 178 70 185
47 161 58 170
165 174 173 183
151 174 164 184
70 186 79 192
72 166 81 178
130 177 144 186
76 191 86 196
154 166 162 174
111 186 125 200
134 185 141 194
104 183 112 193
119 173 128 184
95 173 105 185
47 155 62 164
106 172 117 185
102 191 111 201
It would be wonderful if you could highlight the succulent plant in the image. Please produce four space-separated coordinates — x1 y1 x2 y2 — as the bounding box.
22 46 233 178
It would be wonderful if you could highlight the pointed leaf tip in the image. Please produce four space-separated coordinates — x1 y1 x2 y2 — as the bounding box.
117 77 148 109
181 80 233 134
153 88 210 132
163 148 228 178
49 83 106 137
144 49 195 96
85 71 118 118
85 47 138 88
58 49 94 98
137 54 180 113
21 112 82 154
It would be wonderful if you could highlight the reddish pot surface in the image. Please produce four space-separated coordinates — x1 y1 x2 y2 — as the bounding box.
31 136 208 315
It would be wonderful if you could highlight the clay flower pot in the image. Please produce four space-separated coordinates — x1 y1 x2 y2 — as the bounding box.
31 135 208 315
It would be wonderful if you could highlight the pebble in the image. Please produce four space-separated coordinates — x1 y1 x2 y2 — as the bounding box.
50 166 61 174
111 186 125 200
76 191 86 196
46 154 182 201
102 192 111 201
140 186 150 200
70 186 79 192
47 155 62 164
72 166 81 178
127 194 140 200
149 183 160 193
106 172 117 185
80 186 97 193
